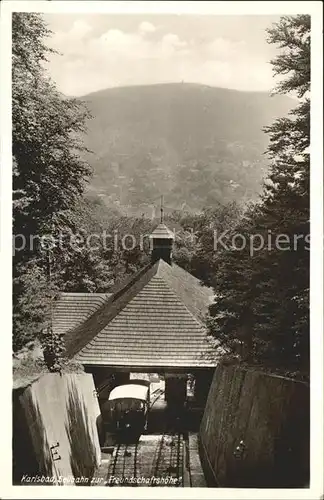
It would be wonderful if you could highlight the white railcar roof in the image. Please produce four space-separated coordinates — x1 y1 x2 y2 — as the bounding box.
108 384 149 401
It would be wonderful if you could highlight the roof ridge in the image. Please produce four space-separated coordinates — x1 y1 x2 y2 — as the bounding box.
64 261 160 358
62 258 216 367
171 261 209 288
156 259 212 321
153 274 207 330
109 260 157 301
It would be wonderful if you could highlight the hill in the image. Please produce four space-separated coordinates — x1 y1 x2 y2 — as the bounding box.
80 83 294 214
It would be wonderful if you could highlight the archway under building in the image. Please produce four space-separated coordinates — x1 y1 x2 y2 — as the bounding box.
86 365 214 437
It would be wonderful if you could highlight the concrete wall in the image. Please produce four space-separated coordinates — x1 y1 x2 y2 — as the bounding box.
12 387 40 484
199 365 310 488
13 373 101 485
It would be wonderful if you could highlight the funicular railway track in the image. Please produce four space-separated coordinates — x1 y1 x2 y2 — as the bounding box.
106 441 139 486
105 428 184 487
94 382 193 487
151 430 183 486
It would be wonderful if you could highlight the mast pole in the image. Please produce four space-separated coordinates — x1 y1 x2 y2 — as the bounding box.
160 195 164 224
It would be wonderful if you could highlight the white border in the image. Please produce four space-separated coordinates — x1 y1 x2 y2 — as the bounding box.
1 1 323 499
0 0 320 15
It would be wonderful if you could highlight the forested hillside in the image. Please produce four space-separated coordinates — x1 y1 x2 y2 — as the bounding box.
81 83 293 213
12 13 310 381
207 15 310 380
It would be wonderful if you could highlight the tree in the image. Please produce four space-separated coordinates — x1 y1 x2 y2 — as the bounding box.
208 15 310 380
12 14 92 241
12 13 92 366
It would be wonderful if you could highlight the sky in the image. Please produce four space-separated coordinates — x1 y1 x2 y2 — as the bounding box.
43 14 283 97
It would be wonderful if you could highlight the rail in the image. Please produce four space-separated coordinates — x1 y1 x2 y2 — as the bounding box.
106 430 184 487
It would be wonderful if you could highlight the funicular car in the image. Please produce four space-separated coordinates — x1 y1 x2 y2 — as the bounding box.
101 379 150 434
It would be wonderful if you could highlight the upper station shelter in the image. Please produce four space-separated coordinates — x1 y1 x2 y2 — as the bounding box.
53 223 219 405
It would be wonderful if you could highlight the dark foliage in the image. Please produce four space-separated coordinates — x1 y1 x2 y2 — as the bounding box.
12 13 91 364
207 15 310 380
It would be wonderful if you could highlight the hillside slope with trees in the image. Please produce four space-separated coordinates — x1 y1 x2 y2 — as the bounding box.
80 83 293 213
12 13 310 383
207 15 310 380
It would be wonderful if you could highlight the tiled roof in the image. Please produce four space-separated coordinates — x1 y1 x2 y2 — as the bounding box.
61 260 218 369
52 292 111 336
150 223 174 239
